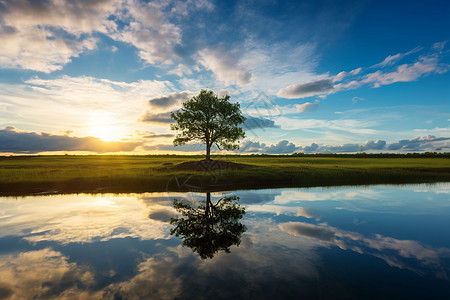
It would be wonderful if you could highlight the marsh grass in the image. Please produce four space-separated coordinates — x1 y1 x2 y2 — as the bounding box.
0 155 449 195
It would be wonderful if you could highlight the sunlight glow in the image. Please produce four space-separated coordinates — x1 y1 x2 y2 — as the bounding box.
89 113 126 142
92 125 123 142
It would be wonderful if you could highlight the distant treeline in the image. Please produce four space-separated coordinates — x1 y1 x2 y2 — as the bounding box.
288 152 450 158
0 152 449 159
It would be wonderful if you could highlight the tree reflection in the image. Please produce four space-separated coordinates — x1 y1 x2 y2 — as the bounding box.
170 192 246 259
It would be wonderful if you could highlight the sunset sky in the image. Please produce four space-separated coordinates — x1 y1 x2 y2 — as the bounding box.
0 0 449 154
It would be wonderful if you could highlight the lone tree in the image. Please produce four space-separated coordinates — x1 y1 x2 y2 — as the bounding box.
170 89 246 160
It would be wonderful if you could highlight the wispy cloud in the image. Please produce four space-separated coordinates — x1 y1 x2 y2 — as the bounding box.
371 46 422 68
278 43 449 99
198 47 252 86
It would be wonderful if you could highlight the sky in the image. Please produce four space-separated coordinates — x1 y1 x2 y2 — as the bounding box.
0 0 449 155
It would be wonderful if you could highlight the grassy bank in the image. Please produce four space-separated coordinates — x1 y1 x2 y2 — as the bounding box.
0 154 449 195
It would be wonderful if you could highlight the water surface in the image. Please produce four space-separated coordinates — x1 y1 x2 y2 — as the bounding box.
0 184 449 299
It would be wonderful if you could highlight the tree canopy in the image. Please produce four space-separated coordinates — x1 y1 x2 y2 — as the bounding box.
170 89 246 160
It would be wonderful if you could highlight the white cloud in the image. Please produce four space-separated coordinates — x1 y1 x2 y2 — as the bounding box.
198 48 252 86
0 25 99 72
108 0 182 65
333 67 362 82
0 0 116 72
361 56 446 88
374 53 403 68
0 0 117 34
296 100 320 113
0 0 214 72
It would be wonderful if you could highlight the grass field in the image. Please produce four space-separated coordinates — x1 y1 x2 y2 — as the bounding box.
0 154 449 195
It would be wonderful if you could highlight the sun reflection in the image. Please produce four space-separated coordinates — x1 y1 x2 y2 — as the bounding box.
92 195 118 207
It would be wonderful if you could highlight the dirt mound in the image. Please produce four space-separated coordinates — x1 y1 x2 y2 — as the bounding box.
174 159 249 171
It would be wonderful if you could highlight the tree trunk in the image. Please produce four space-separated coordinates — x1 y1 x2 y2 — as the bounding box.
205 192 211 217
206 143 211 161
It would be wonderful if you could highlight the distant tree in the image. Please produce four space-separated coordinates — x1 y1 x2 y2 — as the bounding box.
170 89 246 160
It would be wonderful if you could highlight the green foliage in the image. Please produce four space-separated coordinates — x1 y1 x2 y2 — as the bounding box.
170 90 246 159
170 194 246 259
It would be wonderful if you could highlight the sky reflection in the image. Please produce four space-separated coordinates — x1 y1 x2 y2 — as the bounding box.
0 194 173 244
0 183 449 299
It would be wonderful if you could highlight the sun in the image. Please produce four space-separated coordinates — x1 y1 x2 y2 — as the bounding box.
92 125 123 142
89 113 126 142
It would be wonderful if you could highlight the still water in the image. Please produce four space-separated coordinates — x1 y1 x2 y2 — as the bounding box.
0 184 449 299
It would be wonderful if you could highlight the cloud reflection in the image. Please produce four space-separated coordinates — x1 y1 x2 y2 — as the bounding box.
104 254 183 300
0 248 100 299
279 221 450 278
0 194 174 244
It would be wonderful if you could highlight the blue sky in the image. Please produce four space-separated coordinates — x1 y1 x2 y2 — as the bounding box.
0 0 449 154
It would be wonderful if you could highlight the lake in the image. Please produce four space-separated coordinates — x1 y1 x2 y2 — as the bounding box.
0 184 449 299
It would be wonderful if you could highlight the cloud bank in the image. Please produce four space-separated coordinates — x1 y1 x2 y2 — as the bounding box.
0 126 140 153
2 125 448 154
236 135 449 154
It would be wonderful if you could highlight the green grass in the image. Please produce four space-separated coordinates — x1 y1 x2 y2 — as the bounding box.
0 154 449 195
